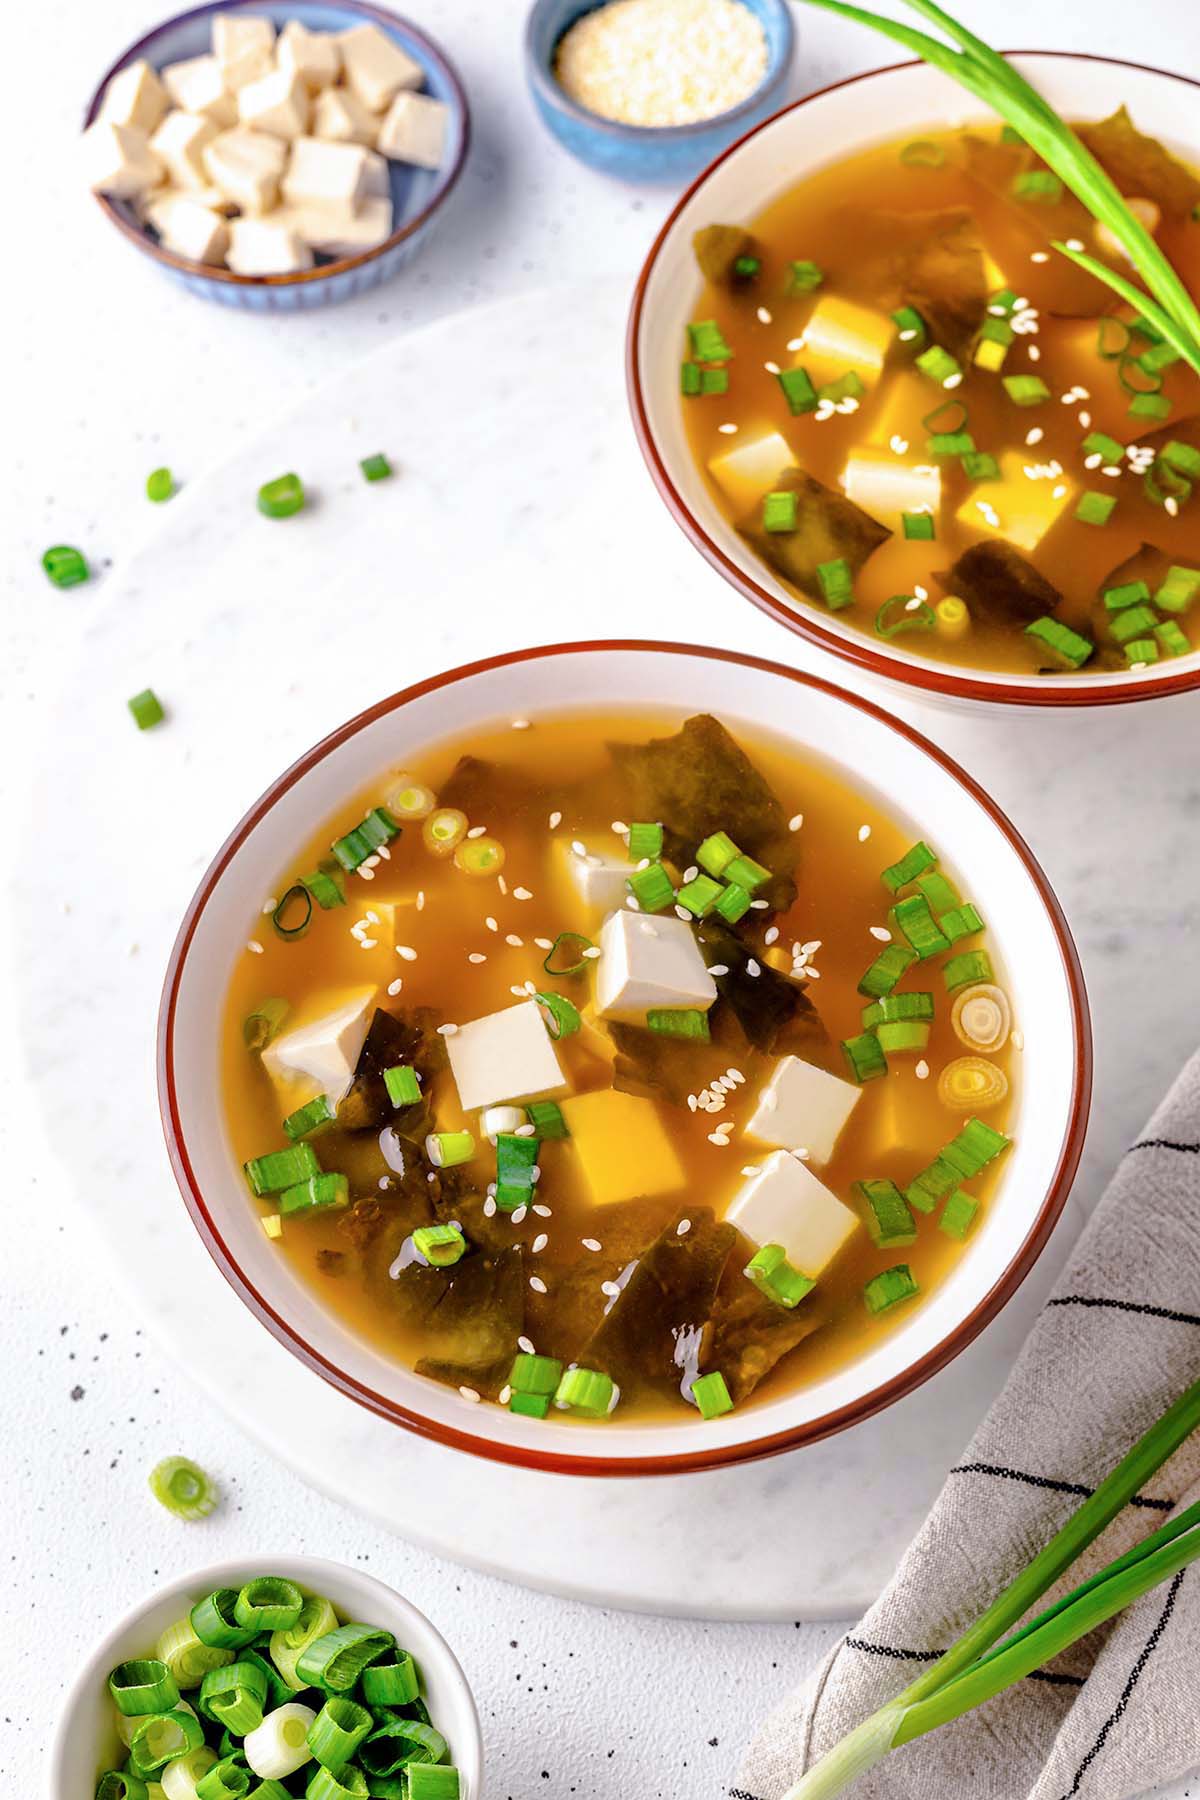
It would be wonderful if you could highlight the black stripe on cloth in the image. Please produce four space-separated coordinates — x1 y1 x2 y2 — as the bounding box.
1047 1294 1200 1330
949 1461 1174 1513
846 1639 1085 1686
728 1789 763 1798
1129 1138 1200 1155
1056 1570 1186 1799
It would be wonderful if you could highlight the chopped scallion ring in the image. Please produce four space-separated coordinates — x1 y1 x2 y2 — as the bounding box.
129 688 166 730
271 884 313 941
148 1457 220 1522
899 138 944 166
42 543 90 587
359 453 393 482
256 473 305 519
534 991 582 1038
421 808 468 858
383 1065 421 1107
243 998 288 1051
295 1622 395 1693
453 835 505 876
110 1659 182 1716
308 1695 372 1771
424 1131 475 1169
412 1223 467 1267
146 467 175 503
874 594 937 637
234 1578 304 1633
541 931 593 977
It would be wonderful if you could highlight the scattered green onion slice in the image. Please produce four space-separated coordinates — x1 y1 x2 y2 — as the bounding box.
875 594 937 637
1096 316 1131 360
534 991 581 1038
541 930 594 976
940 1188 980 1239
256 474 305 519
891 303 927 346
244 1143 320 1197
359 453 392 482
647 1007 711 1040
676 872 724 916
412 1222 467 1267
300 867 344 910
691 1371 734 1419
627 821 663 860
383 1064 421 1107
130 1707 206 1771
944 949 995 992
283 1094 337 1141
816 556 854 610
687 318 732 363
714 882 752 923
857 943 917 997
307 1696 372 1771
786 258 824 294
776 365 819 415
359 1654 419 1706
424 1130 475 1169
763 489 798 533
1012 168 1063 203
296 1623 395 1693
233 1578 303 1633
744 1244 815 1308
195 1754 251 1799
42 543 90 587
915 345 962 388
156 1618 235 1689
384 778 436 821
454 835 505 876
509 1352 563 1396
842 1031 888 1083
864 1264 920 1315
243 999 288 1052
555 1366 615 1416
148 1457 219 1523
146 467 175 503
627 861 676 912
190 1590 258 1651
854 1179 917 1249
899 138 944 166
129 689 166 730
199 1660 269 1735
111 1659 182 1717
422 808 468 858
407 1768 461 1800
1075 490 1116 526
902 510 936 539
269 1596 339 1692
271 884 312 941
1002 373 1051 406
307 1767 368 1800
1026 616 1093 668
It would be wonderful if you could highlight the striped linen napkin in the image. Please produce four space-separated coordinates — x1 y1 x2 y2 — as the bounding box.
735 1052 1200 1800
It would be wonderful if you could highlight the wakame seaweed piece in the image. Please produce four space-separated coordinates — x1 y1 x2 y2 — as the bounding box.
693 917 834 1064
943 540 1063 627
692 223 758 285
336 1009 428 1131
707 1285 827 1407
407 1246 527 1395
607 1019 732 1107
1077 106 1200 223
841 207 989 356
581 1209 735 1404
436 753 550 822
608 713 799 910
739 466 891 611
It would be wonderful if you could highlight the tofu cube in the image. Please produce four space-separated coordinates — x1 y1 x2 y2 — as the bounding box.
560 1090 686 1208
213 14 276 90
203 127 287 214
226 216 314 276
82 121 163 199
377 91 448 170
161 54 237 126
796 295 895 390
362 149 390 196
841 448 941 532
150 110 219 189
338 22 423 113
726 1151 859 1277
277 19 342 91
553 841 638 920
866 371 936 453
954 450 1075 553
238 66 311 141
445 1001 567 1113
594 909 717 1023
286 195 394 257
744 1056 861 1166
99 59 168 134
261 986 376 1105
143 192 230 265
312 85 379 147
707 429 794 516
282 137 372 211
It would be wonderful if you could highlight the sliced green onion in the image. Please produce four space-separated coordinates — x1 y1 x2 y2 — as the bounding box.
906 1156 960 1214
156 1619 235 1690
854 1179 917 1248
1011 168 1063 202
680 361 702 396
148 1457 219 1522
942 1116 1010 1179
412 1223 467 1267
857 942 917 997
526 1099 568 1138
875 594 937 637
687 319 732 363
891 304 927 347
300 868 344 910
816 556 854 610
646 1007 711 1040
146 467 175 503
111 1659 181 1717
333 806 399 873
160 1747 218 1800
940 1189 980 1239
306 1768 368 1800
424 1130 474 1169
541 931 593 976
691 1371 734 1419
358 1718 445 1776
1109 603 1160 646
383 1065 421 1108
744 1243 816 1308
1103 579 1150 612
256 475 305 520
915 345 962 387
944 950 994 993
555 1367 615 1416
242 1702 316 1779
534 991 581 1038
509 1352 563 1396
244 1143 321 1197
269 1596 339 1692
1123 637 1159 666
384 778 436 821
307 1696 371 1771
1155 619 1191 658
454 835 506 877
713 882 752 923
723 852 770 892
42 543 90 587
900 137 944 166
1075 489 1117 526
1128 391 1173 420
627 861 675 912
974 317 1013 370
1154 566 1200 613
915 869 958 913
1096 316 1131 359
422 808 468 857
406 1770 460 1800
243 999 288 1051
279 1173 348 1218
359 1654 419 1706
882 841 937 893
194 1756 250 1800
627 821 663 860
876 1019 931 1053
130 1707 205 1771
509 1390 550 1419
234 1579 303 1634
1025 615 1093 669
676 873 724 916
129 689 166 730
696 831 740 877
1083 430 1124 465
190 1591 258 1652
496 1132 538 1189
842 1032 888 1083
296 1624 394 1694
939 903 985 944
819 371 867 406
763 489 798 533
786 258 824 294
926 430 974 457
902 510 935 539
891 893 950 960
1002 373 1051 406
861 992 934 1027
864 1265 920 1315
97 1774 149 1800
961 450 1000 481
198 1661 268 1735
359 454 392 482
270 885 312 941
776 365 819 415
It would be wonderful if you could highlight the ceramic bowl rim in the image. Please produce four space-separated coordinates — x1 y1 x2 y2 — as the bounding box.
523 0 794 144
83 0 470 289
157 639 1092 1478
626 51 1200 709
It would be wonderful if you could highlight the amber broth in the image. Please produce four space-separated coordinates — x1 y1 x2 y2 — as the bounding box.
683 123 1200 675
222 711 1018 1422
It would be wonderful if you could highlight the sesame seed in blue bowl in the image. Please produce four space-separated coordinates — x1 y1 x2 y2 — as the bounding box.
524 0 795 181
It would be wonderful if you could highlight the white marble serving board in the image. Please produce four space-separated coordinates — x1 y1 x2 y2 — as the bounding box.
14 282 1200 1620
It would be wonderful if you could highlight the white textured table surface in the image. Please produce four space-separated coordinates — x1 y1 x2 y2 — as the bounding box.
5 1 1199 1795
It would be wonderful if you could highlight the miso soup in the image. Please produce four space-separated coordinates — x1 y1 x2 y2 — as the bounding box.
223 713 1019 1426
681 113 1200 677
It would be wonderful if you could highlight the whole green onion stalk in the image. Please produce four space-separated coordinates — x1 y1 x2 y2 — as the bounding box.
797 0 1200 375
783 1380 1200 1797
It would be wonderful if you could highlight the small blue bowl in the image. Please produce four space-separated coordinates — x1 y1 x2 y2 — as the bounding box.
84 0 469 310
524 0 794 181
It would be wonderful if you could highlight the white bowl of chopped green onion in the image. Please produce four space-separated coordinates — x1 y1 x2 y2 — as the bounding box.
50 1556 483 1800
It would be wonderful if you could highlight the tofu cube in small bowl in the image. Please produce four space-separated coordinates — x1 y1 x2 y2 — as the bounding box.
82 0 469 309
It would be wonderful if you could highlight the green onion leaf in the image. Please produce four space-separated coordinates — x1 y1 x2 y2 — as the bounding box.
786 258 824 294
646 1007 711 1040
256 474 305 520
383 1064 421 1107
534 991 581 1039
1025 616 1093 669
307 1696 371 1771
296 1624 394 1694
864 1265 920 1315
555 1367 615 1416
690 1370 734 1419
110 1659 182 1717
271 884 312 941
687 319 732 363
776 365 819 415
128 689 165 731
627 821 663 860
42 543 90 587
359 1654 419 1706
359 453 393 482
412 1222 467 1267
234 1579 304 1633
541 930 594 976
148 1456 220 1522
146 467 175 503
875 594 937 637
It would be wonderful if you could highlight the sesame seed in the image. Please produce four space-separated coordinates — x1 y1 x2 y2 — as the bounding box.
548 811 562 829
582 1237 602 1252
506 933 524 947
788 812 804 831
717 422 738 434
756 305 772 324
532 1233 549 1253
786 336 804 352
915 1059 930 1080
764 926 779 945
1030 250 1050 263
468 952 487 964
612 820 629 835
436 1022 458 1036
571 839 588 857
459 1386 481 1403
870 925 891 941
511 718 531 730
746 958 760 977
416 891 426 910
497 875 508 895
1012 1029 1025 1051
764 360 780 375
518 1336 536 1356
397 945 418 961
467 824 487 838
359 938 377 950
514 886 533 901
387 978 403 996
514 1123 537 1137
676 1218 692 1236
683 865 699 883
499 1385 513 1405
1026 426 1044 445
261 899 276 915
486 916 499 932
509 984 528 999
483 1197 497 1218
1065 237 1085 252
534 936 553 950
601 1280 621 1298
1027 344 1041 361
512 1204 529 1225
1078 410 1091 428
750 898 769 910
707 1129 731 1146
532 1203 552 1218
582 946 602 960
858 824 872 842
246 940 263 955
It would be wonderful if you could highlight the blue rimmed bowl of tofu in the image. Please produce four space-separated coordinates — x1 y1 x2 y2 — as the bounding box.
159 643 1090 1475
82 0 468 307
